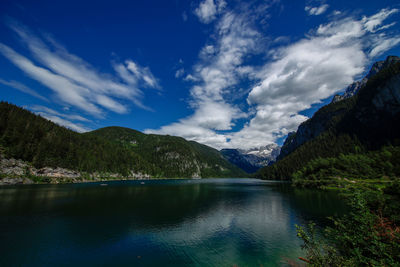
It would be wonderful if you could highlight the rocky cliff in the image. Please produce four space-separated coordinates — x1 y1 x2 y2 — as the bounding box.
332 56 400 103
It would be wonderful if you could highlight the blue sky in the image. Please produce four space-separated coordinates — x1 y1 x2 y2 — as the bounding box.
1 0 400 149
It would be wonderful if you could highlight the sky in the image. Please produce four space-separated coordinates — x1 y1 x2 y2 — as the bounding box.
0 0 400 150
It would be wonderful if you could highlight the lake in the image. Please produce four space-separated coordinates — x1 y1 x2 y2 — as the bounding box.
0 178 347 266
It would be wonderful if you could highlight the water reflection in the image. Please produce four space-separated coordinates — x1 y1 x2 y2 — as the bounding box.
0 179 347 266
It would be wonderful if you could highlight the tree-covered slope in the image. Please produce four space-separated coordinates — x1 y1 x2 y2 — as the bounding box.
257 56 400 180
0 102 245 178
86 126 246 178
0 102 149 176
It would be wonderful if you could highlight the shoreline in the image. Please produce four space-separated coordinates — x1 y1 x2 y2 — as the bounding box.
0 176 259 187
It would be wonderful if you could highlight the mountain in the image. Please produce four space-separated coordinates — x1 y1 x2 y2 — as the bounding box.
221 144 280 173
278 56 400 161
258 55 400 180
244 144 281 161
86 126 246 178
331 56 400 103
0 102 245 179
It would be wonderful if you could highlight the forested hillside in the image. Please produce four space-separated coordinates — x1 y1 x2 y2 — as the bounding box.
86 127 246 178
0 102 244 178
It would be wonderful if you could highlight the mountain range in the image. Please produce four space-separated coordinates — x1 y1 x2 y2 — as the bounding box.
221 144 280 173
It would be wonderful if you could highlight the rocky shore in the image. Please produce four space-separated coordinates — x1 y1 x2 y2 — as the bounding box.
0 154 152 186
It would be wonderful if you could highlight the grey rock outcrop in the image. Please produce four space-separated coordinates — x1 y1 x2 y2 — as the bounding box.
0 177 34 186
0 152 154 185
332 56 400 103
35 167 81 178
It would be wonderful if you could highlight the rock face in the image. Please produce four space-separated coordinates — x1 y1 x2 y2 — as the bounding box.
1 154 80 178
35 167 80 178
0 177 34 186
0 156 31 176
332 56 400 103
278 55 400 162
0 153 153 185
277 105 343 160
244 144 281 161
221 144 281 173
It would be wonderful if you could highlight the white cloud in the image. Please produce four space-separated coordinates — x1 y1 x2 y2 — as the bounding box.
0 43 103 115
175 68 185 78
31 105 90 122
194 0 226 24
184 74 199 82
147 8 261 148
124 60 160 89
332 10 342 16
31 105 92 133
148 7 400 150
369 37 400 58
0 20 160 116
39 114 91 133
362 8 398 32
243 8 400 148
305 4 329 16
0 78 48 102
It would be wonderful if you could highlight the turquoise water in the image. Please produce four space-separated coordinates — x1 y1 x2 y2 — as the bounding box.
0 178 347 266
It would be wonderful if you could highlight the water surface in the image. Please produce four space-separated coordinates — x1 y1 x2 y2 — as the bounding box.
0 178 347 266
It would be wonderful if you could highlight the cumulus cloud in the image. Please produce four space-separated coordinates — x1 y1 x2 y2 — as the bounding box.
194 0 226 24
148 104 242 148
243 8 400 148
148 7 400 150
31 105 91 133
0 20 160 117
305 4 329 16
147 8 261 148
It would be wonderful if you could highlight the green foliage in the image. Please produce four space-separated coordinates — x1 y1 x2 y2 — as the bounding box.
258 131 363 180
0 102 244 178
297 188 400 266
29 175 52 183
292 145 400 187
86 127 246 178
296 222 343 266
0 102 147 175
